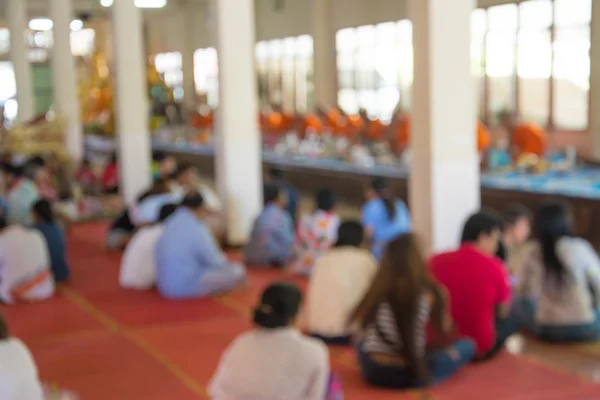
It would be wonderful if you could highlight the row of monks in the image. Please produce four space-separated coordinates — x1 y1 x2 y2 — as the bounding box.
191 106 547 158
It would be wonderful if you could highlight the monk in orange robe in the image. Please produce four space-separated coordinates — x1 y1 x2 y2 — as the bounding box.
357 109 386 141
316 107 342 134
302 113 323 136
477 121 492 153
499 112 547 158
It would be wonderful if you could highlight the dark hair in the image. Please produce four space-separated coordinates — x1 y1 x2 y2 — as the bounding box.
371 177 396 221
158 204 178 222
269 167 284 181
0 162 14 176
335 220 364 248
263 183 282 205
349 233 447 383
503 203 531 228
315 188 336 212
534 201 573 286
153 151 167 162
81 159 91 166
23 161 42 181
28 156 46 167
461 209 503 243
175 162 195 178
0 311 8 340
253 282 302 329
32 199 55 223
180 191 204 209
136 179 171 203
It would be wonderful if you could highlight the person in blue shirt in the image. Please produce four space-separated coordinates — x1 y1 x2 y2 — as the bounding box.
32 199 70 282
155 191 246 299
267 168 298 224
244 183 295 268
362 177 411 260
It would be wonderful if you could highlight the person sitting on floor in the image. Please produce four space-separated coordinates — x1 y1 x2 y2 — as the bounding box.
350 233 475 388
288 188 340 276
7 160 42 226
496 203 532 274
362 177 411 260
430 210 518 360
151 151 177 181
512 201 600 343
209 282 338 400
155 191 246 299
102 154 119 194
134 179 180 226
32 200 70 282
0 310 45 399
120 203 178 290
305 220 377 344
266 168 299 223
0 213 54 304
75 159 98 196
244 183 294 267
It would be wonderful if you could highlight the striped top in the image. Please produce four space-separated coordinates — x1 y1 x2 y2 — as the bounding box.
363 296 430 356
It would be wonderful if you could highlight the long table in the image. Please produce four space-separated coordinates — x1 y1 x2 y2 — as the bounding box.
155 142 600 245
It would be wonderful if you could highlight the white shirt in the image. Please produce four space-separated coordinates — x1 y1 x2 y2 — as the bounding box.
0 226 54 304
209 328 329 400
120 225 164 290
305 247 378 337
517 237 600 325
0 338 44 400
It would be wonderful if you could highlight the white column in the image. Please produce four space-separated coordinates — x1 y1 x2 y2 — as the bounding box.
213 0 262 245
8 0 34 122
50 0 83 161
590 0 600 158
112 0 152 204
311 0 338 109
181 7 196 112
409 0 480 253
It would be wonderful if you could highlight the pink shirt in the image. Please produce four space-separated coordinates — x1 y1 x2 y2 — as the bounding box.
430 245 511 356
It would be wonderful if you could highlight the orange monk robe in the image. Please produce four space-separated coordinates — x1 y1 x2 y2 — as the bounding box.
303 114 323 136
477 121 491 152
280 112 295 133
324 109 342 132
512 122 547 157
265 112 284 135
366 119 387 141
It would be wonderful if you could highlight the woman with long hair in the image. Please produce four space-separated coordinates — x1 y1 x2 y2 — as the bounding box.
514 201 600 342
362 177 411 260
350 233 474 388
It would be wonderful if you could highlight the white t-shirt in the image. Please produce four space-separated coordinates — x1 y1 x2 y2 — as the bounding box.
209 328 329 400
0 226 54 304
305 246 378 337
120 225 164 290
0 338 44 400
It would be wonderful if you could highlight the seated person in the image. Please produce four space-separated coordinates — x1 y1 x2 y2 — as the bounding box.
75 159 98 195
155 192 246 299
120 204 178 290
362 177 411 260
496 203 531 273
0 214 54 304
350 234 475 388
151 151 177 181
106 207 136 251
305 220 377 344
266 168 298 223
101 154 119 194
0 311 45 399
244 183 294 267
7 161 42 226
32 200 70 282
288 188 340 276
513 202 600 342
134 179 181 226
430 210 518 360
499 111 547 159
209 282 334 400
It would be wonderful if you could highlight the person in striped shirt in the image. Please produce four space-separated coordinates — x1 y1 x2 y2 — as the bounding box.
350 233 475 388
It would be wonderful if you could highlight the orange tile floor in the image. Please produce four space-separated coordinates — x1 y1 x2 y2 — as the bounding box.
2 222 600 399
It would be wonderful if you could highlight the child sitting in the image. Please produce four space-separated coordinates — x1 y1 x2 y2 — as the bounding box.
0 212 54 304
120 203 178 290
305 220 377 344
288 188 340 276
244 183 294 267
32 200 70 282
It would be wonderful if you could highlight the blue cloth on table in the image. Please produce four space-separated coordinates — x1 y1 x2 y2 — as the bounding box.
35 222 70 282
362 198 412 260
244 204 294 266
155 208 245 299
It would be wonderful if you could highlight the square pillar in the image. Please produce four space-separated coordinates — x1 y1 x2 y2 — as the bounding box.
213 0 263 245
590 0 600 158
311 0 338 108
112 0 152 204
409 0 480 253
8 0 34 122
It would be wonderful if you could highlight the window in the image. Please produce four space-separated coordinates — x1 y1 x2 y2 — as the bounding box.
255 35 313 113
194 47 219 108
154 52 183 101
336 20 412 121
475 0 591 130
71 29 95 57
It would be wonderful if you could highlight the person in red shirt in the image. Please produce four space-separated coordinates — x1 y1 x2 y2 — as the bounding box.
102 154 119 194
75 159 98 195
430 210 519 360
